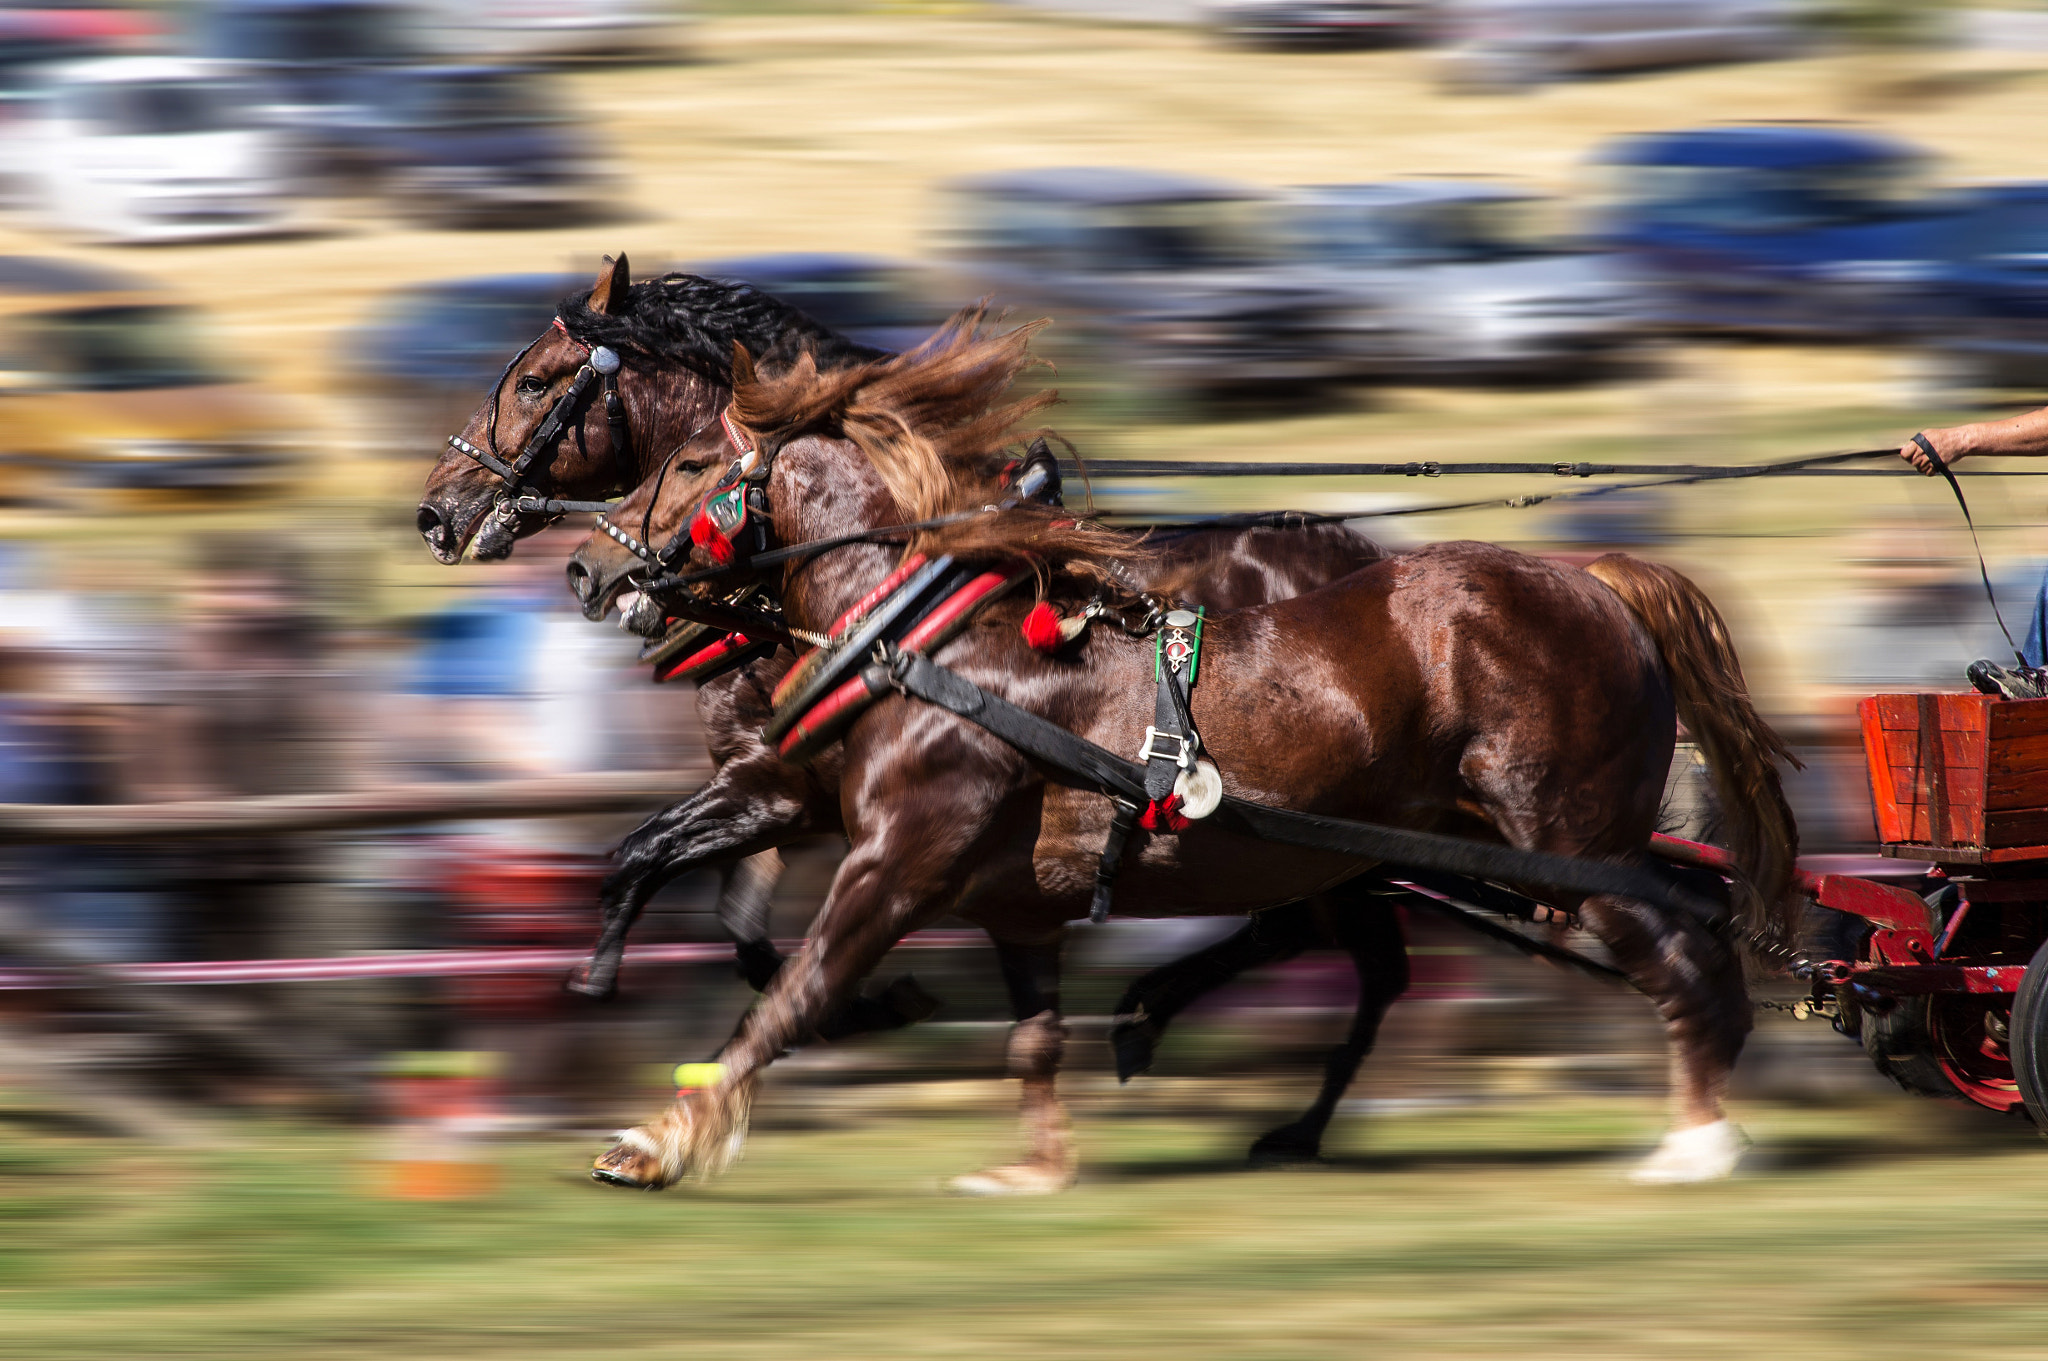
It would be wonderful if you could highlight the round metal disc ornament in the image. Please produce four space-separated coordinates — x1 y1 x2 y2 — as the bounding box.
1174 758 1222 820
590 345 621 375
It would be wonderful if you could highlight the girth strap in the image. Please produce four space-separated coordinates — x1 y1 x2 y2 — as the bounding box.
882 649 1721 924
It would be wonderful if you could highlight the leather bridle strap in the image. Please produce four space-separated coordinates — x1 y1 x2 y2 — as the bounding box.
637 508 992 595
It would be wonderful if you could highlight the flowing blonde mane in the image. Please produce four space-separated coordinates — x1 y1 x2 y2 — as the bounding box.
726 308 1151 591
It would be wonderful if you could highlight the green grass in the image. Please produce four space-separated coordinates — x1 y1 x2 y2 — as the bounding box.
5 1093 2048 1359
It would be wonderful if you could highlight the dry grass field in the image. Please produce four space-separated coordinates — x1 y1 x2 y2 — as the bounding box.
6 1090 2048 1360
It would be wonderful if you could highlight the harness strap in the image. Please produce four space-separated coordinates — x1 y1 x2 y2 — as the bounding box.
1090 799 1144 924
1139 609 1204 830
883 649 1722 924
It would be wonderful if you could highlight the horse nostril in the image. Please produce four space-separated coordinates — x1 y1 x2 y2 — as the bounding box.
417 505 448 543
565 559 595 603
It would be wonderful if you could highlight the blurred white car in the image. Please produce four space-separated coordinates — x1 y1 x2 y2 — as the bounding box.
1437 0 1802 90
1279 179 1638 378
21 57 296 244
410 0 687 62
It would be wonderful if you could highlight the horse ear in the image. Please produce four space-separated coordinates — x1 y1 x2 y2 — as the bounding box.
589 253 630 315
731 343 756 387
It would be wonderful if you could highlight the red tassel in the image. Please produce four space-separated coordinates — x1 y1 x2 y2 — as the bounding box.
690 511 735 565
1020 600 1064 652
1139 795 1189 833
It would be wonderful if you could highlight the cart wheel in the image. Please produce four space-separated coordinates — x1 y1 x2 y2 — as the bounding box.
2009 938 2048 1128
1863 996 1965 1101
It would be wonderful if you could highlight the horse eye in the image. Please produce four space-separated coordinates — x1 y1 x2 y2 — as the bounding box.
516 375 547 396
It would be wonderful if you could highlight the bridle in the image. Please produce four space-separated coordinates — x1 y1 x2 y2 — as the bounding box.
445 317 634 534
620 423 1060 643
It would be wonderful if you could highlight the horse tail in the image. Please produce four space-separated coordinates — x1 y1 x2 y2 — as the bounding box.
1582 553 1802 948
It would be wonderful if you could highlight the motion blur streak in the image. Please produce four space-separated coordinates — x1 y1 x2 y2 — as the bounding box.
3 3 2048 1358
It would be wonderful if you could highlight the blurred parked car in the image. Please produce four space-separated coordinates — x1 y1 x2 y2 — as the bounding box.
410 0 687 63
1204 0 1430 48
688 253 949 354
13 57 296 243
1593 123 1961 338
192 0 419 187
358 65 607 228
349 271 574 459
1920 183 2048 389
0 256 292 506
937 166 1352 407
1278 179 1635 378
1437 0 1801 90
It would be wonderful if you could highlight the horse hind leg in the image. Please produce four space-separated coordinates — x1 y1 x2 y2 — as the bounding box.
950 936 1075 1197
1248 885 1409 1165
1577 893 1752 1183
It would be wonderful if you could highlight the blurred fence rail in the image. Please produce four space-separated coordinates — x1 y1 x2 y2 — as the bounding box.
0 770 711 844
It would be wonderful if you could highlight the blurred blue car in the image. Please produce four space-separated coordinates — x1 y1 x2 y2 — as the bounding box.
1921 184 2048 387
1595 124 1964 338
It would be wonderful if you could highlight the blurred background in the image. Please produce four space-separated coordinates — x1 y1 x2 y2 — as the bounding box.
8 2 2048 1357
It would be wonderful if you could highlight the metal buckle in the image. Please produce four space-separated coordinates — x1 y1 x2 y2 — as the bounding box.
1138 725 1196 768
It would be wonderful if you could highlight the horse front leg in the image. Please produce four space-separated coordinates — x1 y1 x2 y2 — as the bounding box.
1248 886 1409 1165
566 773 809 1000
1108 906 1315 1083
590 811 966 1190
951 935 1073 1196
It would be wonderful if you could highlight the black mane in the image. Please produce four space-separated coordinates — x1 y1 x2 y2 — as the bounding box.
556 273 888 383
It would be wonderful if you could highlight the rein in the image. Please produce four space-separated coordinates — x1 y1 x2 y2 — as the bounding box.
636 508 993 595
1915 431 2029 668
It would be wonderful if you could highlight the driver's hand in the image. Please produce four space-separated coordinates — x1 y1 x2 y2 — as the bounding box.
1901 428 1965 475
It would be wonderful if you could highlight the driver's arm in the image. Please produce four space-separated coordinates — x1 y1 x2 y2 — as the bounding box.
1901 406 2048 473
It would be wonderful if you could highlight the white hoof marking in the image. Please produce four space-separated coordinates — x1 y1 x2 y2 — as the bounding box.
1629 1119 1749 1185
947 1164 1073 1197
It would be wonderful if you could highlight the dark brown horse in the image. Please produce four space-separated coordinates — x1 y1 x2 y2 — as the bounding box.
430 269 1413 1171
567 443 1408 1174
415 254 913 1032
416 253 885 566
588 318 1799 1192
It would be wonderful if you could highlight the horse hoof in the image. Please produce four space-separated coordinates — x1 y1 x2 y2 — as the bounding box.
591 1135 667 1190
1628 1119 1748 1185
1108 1015 1158 1084
947 1162 1075 1197
589 1166 658 1190
1247 1132 1321 1166
563 966 617 1001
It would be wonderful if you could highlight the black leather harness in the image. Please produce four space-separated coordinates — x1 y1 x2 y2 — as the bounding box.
877 648 1721 927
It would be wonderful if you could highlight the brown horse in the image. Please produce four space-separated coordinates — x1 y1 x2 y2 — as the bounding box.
414 253 911 1032
588 318 1799 1192
416 253 886 566
567 440 1408 1172
432 269 1415 1170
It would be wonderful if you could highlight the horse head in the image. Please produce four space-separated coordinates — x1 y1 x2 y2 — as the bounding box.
416 253 738 565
